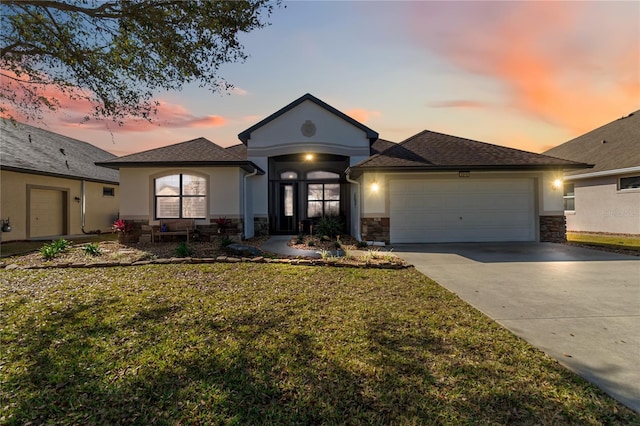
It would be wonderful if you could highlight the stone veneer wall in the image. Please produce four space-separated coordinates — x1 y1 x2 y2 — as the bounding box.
540 215 566 242
361 217 390 243
254 217 269 237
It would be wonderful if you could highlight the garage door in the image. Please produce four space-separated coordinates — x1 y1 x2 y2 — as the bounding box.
29 188 66 238
390 179 535 243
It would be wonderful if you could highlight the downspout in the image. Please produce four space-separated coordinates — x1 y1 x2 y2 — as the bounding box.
243 169 258 239
80 180 88 234
345 171 362 241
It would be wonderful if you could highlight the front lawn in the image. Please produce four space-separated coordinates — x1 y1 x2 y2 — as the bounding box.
1 264 636 425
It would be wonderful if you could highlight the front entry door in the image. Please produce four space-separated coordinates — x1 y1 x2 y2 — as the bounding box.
278 183 297 233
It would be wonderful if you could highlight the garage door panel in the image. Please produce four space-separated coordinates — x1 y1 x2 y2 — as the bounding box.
390 179 535 243
30 188 66 238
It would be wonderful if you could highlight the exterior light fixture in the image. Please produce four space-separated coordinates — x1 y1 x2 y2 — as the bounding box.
304 153 314 161
371 180 380 192
552 178 562 191
1 218 11 232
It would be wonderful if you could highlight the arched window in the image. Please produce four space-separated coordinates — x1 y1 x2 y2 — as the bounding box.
307 170 340 180
280 171 298 180
155 174 206 219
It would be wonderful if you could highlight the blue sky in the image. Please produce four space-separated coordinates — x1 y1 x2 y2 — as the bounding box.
36 1 639 157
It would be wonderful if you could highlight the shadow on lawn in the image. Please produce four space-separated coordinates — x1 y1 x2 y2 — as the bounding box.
5 293 634 425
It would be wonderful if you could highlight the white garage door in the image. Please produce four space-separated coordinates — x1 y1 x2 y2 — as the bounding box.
390 179 535 243
30 188 65 238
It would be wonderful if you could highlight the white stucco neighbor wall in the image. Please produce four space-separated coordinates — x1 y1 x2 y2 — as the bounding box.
567 175 640 235
118 167 243 223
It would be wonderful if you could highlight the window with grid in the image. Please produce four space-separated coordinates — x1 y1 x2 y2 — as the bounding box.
155 174 206 219
307 183 340 218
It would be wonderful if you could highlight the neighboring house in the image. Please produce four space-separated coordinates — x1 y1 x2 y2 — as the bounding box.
0 118 120 242
97 93 587 244
544 111 640 236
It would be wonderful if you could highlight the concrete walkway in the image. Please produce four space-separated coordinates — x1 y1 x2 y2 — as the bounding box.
393 243 640 413
260 235 322 258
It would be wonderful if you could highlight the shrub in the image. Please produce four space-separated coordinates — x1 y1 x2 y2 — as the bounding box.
83 243 101 256
39 238 71 260
315 215 343 238
52 238 71 252
357 240 368 249
296 233 305 244
174 242 194 257
218 235 234 250
39 244 59 260
214 217 232 232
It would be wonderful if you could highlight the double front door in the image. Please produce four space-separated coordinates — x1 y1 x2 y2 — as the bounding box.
273 181 342 234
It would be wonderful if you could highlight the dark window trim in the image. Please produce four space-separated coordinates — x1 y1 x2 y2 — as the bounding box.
154 173 206 220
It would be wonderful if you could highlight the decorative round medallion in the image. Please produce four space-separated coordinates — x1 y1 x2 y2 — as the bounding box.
301 120 316 137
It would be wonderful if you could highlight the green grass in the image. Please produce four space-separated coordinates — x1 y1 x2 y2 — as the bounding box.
567 232 640 251
1 264 637 425
0 234 117 258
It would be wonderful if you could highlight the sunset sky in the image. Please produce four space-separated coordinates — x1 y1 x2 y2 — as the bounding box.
13 1 640 157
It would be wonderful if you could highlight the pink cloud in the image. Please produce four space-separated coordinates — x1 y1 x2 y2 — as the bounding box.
346 108 381 123
406 2 640 135
57 100 227 132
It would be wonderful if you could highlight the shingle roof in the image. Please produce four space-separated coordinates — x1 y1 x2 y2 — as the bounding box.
226 143 247 159
238 93 379 144
97 137 264 174
350 130 589 174
0 118 119 184
370 138 396 155
543 111 640 176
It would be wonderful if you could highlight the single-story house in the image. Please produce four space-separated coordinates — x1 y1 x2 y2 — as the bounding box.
544 111 640 236
0 118 120 242
97 93 588 243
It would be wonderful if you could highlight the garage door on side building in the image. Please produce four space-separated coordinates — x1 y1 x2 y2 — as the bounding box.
29 187 67 238
390 178 535 243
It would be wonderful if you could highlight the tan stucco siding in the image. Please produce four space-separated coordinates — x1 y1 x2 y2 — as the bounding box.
118 167 243 224
567 176 640 235
83 181 119 232
0 170 119 242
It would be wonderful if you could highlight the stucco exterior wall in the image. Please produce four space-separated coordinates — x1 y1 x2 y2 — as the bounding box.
246 100 371 159
567 176 640 235
0 170 118 242
118 167 244 224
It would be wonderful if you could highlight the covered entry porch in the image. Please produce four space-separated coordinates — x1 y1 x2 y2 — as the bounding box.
268 153 351 235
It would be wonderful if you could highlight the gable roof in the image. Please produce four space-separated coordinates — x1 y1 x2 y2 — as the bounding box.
349 130 589 175
0 118 119 184
543 111 640 177
96 137 264 174
237 93 379 144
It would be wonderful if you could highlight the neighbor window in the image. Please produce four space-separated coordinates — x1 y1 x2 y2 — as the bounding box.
620 176 640 190
103 187 115 197
307 183 340 218
155 174 206 219
563 183 575 211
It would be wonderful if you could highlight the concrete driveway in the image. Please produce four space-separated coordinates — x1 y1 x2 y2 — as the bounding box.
393 242 640 413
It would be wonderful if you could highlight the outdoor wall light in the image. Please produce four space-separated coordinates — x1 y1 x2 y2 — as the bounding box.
304 153 314 161
1 218 11 232
74 196 81 203
371 180 380 192
552 178 563 191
